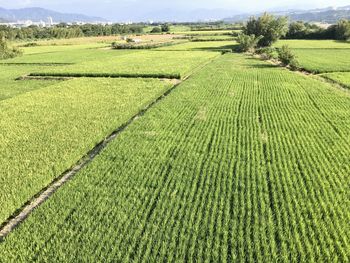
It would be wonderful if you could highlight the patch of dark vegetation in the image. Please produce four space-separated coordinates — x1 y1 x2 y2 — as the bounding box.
19 42 39 47
29 72 182 79
190 38 236 42
111 41 180 50
1 63 74 66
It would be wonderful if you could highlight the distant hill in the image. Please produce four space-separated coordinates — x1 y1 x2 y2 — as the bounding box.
142 8 238 22
0 7 106 23
0 17 9 23
224 5 350 24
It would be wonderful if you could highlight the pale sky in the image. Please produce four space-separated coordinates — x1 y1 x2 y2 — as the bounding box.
0 0 349 20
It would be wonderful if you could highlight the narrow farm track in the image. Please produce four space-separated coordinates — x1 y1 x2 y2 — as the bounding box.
1 54 350 261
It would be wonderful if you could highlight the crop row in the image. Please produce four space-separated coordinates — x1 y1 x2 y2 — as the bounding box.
0 77 173 224
1 54 349 261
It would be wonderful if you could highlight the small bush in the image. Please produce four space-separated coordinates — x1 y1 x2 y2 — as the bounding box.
150 27 162 34
161 24 170 33
256 47 278 60
236 33 263 53
277 45 298 70
0 38 23 60
221 49 233 55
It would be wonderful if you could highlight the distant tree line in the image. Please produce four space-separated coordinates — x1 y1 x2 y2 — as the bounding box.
285 20 350 40
0 23 144 41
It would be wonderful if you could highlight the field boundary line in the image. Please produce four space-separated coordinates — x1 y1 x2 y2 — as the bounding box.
0 55 222 241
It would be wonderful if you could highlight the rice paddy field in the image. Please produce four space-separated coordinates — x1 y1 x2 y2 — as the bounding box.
28 50 220 79
275 40 350 73
321 72 350 88
0 36 349 262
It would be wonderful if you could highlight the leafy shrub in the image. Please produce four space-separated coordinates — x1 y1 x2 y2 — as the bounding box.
277 45 298 70
0 38 22 60
150 27 162 33
256 47 278 60
21 42 39 47
236 33 263 53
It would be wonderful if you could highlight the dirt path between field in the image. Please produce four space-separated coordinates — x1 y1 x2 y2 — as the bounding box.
0 54 221 241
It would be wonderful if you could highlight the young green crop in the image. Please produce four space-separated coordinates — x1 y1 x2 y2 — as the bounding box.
0 77 172 224
321 72 350 88
29 51 220 79
275 39 350 49
1 46 131 64
292 49 350 73
1 54 349 261
0 65 61 101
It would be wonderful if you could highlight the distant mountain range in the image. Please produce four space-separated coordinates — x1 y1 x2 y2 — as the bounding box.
224 5 350 24
141 8 238 22
1 5 349 24
0 7 106 23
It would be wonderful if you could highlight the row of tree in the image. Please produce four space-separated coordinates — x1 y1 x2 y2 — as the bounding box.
238 14 350 52
286 20 350 40
0 24 145 41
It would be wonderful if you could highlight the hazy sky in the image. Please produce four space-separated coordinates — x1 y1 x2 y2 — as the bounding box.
0 0 349 20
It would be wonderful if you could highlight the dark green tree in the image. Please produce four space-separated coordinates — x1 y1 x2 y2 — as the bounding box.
287 21 307 39
336 19 350 41
244 13 288 47
161 24 170 32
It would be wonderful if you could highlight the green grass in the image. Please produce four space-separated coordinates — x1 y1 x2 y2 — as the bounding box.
0 77 172 225
275 40 350 49
0 65 62 101
1 54 349 261
293 49 350 73
1 47 131 64
30 51 220 79
321 72 350 88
